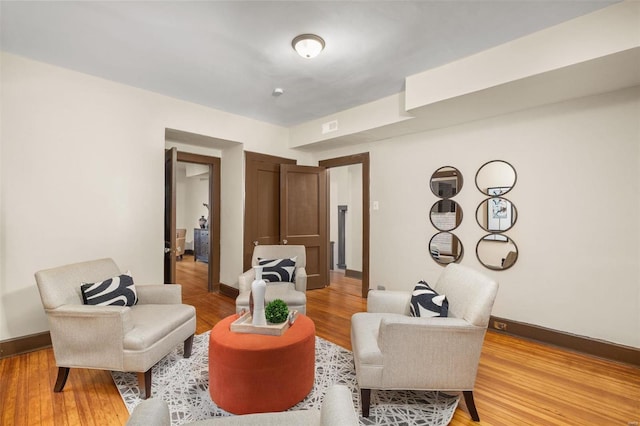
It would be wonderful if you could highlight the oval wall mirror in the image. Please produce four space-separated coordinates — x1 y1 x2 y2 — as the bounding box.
429 232 463 265
475 160 517 196
475 197 517 233
430 200 463 231
476 235 518 270
430 166 463 198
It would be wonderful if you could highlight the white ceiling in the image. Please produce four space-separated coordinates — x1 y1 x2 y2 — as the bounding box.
0 1 617 127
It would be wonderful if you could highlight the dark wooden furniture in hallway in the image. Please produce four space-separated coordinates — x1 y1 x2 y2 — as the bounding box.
194 228 210 263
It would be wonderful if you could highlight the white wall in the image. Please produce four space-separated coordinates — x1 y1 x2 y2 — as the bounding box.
219 143 245 287
329 167 344 268
176 165 189 245
0 52 299 341
347 164 363 272
176 163 210 248
313 86 640 348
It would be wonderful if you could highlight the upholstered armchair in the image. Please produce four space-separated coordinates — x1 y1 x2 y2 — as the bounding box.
35 258 196 399
176 228 187 259
126 385 359 426
236 245 307 314
350 263 498 421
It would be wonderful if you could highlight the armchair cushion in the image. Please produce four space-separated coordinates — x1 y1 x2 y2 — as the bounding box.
81 271 138 306
409 281 448 318
124 304 196 351
235 283 306 311
136 284 182 304
258 257 296 283
237 246 307 314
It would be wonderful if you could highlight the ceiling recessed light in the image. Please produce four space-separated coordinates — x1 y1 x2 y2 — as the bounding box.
292 34 325 59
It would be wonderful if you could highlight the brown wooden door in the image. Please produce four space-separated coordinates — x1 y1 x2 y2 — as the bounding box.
280 164 328 289
164 147 177 283
243 152 295 271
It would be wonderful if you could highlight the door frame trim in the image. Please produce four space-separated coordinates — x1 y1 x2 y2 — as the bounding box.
165 148 178 284
177 151 221 292
319 153 370 298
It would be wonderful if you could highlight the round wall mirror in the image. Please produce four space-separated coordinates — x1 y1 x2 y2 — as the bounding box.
430 200 462 231
475 197 517 233
429 232 463 265
475 160 516 196
430 166 463 198
476 235 518 270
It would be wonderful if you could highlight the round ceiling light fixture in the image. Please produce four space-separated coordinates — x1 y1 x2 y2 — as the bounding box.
292 34 325 59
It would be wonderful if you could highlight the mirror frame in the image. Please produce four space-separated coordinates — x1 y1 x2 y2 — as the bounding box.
474 160 517 196
429 232 464 265
475 235 518 270
430 199 463 231
430 166 463 199
475 197 517 233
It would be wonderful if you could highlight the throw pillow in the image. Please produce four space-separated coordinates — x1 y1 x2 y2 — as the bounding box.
410 280 448 318
81 271 138 306
258 257 297 283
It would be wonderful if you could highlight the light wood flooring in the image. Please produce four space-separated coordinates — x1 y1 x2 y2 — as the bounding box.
1 255 638 425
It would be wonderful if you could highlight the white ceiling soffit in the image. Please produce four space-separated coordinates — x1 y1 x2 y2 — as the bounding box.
0 1 618 127
165 128 239 150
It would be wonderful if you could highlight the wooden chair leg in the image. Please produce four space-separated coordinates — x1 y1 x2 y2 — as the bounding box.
53 367 70 392
463 390 480 421
137 369 152 399
184 334 194 358
361 388 371 417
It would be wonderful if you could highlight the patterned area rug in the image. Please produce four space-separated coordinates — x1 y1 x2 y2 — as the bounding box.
113 332 459 425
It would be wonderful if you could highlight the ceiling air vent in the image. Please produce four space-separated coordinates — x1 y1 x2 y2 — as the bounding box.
321 120 338 134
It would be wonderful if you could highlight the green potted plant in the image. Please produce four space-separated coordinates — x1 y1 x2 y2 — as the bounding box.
265 299 289 324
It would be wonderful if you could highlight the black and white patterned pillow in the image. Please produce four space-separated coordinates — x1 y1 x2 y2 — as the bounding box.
410 280 448 317
81 272 138 306
258 257 297 283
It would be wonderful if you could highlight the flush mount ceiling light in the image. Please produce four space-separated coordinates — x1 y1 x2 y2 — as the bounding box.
292 34 325 59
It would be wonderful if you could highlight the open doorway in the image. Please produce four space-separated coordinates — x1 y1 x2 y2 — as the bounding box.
175 161 210 289
328 164 363 296
165 148 221 292
320 153 370 298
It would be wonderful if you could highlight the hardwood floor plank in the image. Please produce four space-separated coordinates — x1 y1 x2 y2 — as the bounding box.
1 261 638 425
37 350 54 425
0 355 19 425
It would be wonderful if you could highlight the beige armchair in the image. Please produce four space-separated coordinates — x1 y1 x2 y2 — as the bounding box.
126 385 359 426
176 228 187 260
351 263 498 421
35 258 196 399
237 245 307 314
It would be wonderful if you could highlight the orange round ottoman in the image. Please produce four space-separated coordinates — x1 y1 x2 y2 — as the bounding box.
209 314 315 414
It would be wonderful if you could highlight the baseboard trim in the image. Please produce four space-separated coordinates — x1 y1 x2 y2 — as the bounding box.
489 315 639 367
345 269 363 279
219 283 239 299
0 331 52 359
